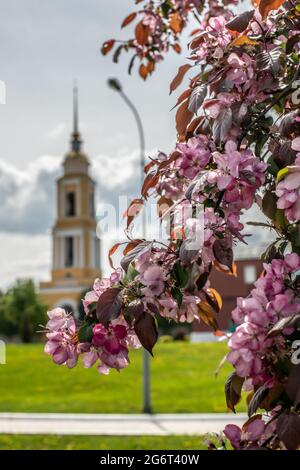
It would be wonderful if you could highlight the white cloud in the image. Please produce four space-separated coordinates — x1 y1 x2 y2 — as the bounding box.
0 155 60 235
0 233 51 289
46 123 67 139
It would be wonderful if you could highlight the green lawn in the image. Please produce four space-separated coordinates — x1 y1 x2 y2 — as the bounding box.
0 342 245 413
0 434 208 450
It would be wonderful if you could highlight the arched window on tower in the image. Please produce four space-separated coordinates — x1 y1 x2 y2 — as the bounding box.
65 236 74 267
66 191 76 217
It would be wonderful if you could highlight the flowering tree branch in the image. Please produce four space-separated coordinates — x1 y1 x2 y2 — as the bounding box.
44 0 300 450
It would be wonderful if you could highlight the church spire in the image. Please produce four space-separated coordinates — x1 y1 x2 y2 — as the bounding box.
71 81 82 152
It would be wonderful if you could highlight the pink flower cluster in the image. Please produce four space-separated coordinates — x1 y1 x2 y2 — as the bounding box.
194 15 232 61
276 139 300 223
228 253 300 388
83 269 122 315
44 308 78 368
44 269 143 375
175 137 211 179
135 247 202 323
212 141 266 210
80 320 140 375
44 307 141 375
224 415 276 450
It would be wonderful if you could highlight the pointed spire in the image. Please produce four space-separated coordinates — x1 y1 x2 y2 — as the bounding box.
71 81 82 152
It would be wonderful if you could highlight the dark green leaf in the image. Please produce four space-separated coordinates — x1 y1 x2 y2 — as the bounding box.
225 372 244 413
172 262 189 288
248 385 269 417
171 287 183 308
262 191 277 220
78 323 94 343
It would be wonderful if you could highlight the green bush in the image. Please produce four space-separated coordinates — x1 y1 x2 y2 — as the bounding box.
0 279 47 343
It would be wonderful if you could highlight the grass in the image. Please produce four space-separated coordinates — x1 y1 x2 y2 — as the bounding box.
0 342 246 413
0 434 208 450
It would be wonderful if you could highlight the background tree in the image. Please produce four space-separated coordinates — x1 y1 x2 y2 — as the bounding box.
1 280 47 343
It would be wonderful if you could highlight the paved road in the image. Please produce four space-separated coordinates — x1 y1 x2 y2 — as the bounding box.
0 413 247 435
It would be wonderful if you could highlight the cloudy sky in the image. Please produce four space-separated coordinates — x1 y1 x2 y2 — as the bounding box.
0 0 269 289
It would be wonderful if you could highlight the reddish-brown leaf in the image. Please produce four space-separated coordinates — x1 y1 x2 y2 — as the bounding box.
213 239 234 271
101 39 115 55
125 299 144 323
139 63 148 80
226 10 255 33
189 35 203 50
135 22 149 45
206 288 222 313
121 12 137 28
169 12 184 33
176 100 193 136
144 159 156 174
96 288 122 326
258 0 285 19
126 198 144 229
169 64 191 94
198 301 218 330
134 312 158 355
186 116 205 135
230 35 258 47
157 150 181 170
121 241 151 272
171 88 192 111
147 60 155 74
157 196 173 219
285 365 300 406
172 43 182 54
123 239 143 256
141 172 159 199
214 260 237 277
277 411 300 450
108 242 121 269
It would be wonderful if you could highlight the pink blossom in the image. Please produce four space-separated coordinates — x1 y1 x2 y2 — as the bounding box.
44 308 78 368
227 53 254 86
83 269 123 314
228 254 300 387
276 164 300 222
139 265 165 296
291 137 300 152
93 323 127 354
176 137 211 179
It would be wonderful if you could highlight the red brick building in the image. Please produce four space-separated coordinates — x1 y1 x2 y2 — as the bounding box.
193 258 263 335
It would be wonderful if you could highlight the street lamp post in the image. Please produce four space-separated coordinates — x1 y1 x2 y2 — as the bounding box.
107 78 153 414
